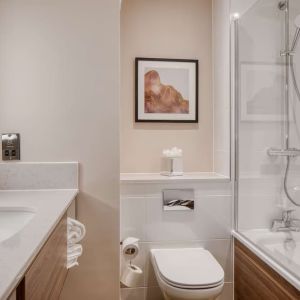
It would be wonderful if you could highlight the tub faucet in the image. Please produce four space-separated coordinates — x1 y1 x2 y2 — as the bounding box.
271 209 300 232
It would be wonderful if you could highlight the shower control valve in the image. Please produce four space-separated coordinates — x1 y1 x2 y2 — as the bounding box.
280 50 295 57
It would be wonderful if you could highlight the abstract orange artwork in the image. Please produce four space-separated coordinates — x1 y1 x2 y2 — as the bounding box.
144 70 189 114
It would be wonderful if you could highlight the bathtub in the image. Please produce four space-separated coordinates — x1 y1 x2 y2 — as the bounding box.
232 229 300 291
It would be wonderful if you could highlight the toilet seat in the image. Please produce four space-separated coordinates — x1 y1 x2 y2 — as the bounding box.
151 248 224 290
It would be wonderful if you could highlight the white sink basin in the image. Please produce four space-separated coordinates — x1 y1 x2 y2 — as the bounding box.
0 207 36 243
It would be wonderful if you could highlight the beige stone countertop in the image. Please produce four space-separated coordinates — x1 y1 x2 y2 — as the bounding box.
0 189 78 300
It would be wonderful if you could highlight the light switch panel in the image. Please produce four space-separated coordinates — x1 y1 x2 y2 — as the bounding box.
2 133 20 161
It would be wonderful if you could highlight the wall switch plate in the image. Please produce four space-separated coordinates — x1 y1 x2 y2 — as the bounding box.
163 189 194 211
2 133 20 160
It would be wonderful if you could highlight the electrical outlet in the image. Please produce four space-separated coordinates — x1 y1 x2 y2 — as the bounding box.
1 133 20 161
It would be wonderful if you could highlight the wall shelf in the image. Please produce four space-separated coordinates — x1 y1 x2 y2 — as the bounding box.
120 172 230 184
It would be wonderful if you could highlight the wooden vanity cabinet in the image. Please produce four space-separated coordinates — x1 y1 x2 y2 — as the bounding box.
16 213 68 300
234 238 300 300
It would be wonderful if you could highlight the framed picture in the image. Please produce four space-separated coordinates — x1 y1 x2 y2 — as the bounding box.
135 58 198 123
240 62 285 122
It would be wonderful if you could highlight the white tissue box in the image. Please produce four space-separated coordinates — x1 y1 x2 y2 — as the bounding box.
162 157 183 176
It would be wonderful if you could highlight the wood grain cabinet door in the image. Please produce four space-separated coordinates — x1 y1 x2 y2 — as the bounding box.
23 214 68 300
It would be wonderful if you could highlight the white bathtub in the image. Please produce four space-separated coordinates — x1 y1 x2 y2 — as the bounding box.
232 229 300 291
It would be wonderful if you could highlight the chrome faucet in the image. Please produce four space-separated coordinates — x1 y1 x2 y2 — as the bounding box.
271 209 300 232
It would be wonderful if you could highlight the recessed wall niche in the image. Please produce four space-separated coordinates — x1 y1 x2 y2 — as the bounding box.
120 0 230 177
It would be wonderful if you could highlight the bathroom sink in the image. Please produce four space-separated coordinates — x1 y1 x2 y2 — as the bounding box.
0 207 36 243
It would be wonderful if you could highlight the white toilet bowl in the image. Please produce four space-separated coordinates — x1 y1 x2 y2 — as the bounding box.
150 248 224 300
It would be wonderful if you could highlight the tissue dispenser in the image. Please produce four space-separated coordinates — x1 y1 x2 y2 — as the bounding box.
161 147 183 176
162 156 183 176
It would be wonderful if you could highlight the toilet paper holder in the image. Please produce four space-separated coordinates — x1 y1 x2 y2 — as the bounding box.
120 242 138 257
124 248 137 256
121 237 140 261
120 237 143 288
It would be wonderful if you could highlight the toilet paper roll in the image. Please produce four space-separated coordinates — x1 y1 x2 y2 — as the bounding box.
122 237 139 260
120 264 143 288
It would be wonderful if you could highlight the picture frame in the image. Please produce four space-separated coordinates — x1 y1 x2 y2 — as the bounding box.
135 58 198 123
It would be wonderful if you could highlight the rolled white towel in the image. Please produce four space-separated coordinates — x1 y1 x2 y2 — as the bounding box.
68 244 83 257
67 258 79 269
68 231 82 245
68 227 82 238
67 244 82 269
68 253 82 261
66 218 85 269
67 218 86 239
67 218 86 244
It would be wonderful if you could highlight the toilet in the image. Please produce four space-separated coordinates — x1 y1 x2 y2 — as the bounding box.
150 248 224 300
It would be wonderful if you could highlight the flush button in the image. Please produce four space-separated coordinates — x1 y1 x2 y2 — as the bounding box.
1 133 20 160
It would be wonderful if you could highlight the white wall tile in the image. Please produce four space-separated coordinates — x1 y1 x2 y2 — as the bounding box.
217 283 233 300
145 195 232 242
121 287 164 300
145 286 164 300
120 196 147 241
239 122 282 153
239 150 282 176
121 287 145 300
145 195 198 242
214 150 231 178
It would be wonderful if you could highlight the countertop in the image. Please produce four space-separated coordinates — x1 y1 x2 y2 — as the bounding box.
0 189 78 300
120 172 230 183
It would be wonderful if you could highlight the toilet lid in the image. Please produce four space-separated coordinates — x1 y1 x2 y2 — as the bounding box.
151 248 224 289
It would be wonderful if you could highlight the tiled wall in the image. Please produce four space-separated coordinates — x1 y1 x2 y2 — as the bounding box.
120 179 233 300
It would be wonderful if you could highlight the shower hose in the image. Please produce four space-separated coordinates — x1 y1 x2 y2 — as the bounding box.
284 56 300 206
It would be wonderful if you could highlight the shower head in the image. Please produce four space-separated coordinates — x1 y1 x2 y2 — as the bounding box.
291 15 300 52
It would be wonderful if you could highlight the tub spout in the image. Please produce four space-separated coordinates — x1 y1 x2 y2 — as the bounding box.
271 209 300 232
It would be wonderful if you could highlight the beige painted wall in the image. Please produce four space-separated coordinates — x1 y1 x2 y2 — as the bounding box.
0 1 120 299
120 0 213 173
